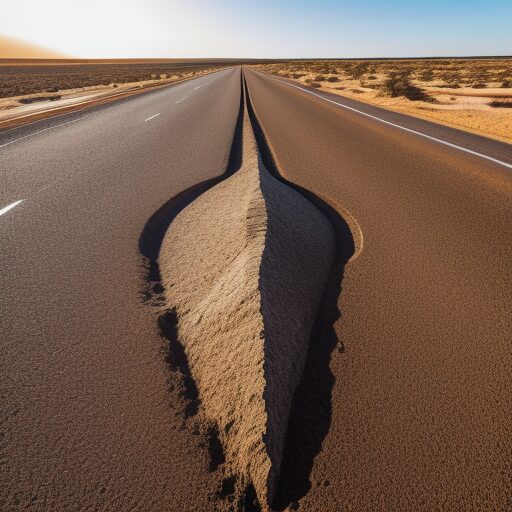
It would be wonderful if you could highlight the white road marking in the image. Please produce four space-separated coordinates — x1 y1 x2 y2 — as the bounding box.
175 97 188 104
0 199 23 217
271 77 512 170
193 86 202 91
144 113 161 122
0 116 88 150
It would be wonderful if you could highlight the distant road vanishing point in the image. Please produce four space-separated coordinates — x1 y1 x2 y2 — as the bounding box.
1 66 511 511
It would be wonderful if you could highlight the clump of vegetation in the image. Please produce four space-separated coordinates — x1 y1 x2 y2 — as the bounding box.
325 76 339 82
380 71 433 101
367 75 378 80
488 100 512 108
18 95 61 104
419 69 434 82
471 82 487 88
501 79 511 88
349 62 369 80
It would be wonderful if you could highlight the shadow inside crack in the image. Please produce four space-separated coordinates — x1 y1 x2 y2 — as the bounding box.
244 72 355 509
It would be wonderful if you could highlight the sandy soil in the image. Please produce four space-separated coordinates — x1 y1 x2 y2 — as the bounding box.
255 61 512 144
158 97 335 509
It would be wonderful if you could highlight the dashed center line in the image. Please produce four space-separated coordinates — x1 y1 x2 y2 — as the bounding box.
144 113 161 122
193 86 202 91
175 97 188 104
0 199 24 217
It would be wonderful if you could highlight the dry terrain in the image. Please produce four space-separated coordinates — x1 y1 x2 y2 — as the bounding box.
254 58 512 143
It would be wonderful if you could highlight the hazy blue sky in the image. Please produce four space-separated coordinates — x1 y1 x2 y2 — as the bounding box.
1 0 511 58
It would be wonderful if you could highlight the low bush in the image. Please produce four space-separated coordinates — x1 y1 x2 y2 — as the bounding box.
420 69 434 81
349 63 369 80
488 100 512 108
380 71 433 101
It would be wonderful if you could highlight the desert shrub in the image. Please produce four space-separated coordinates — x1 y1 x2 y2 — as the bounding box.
471 82 487 88
349 62 369 80
18 95 61 104
367 75 377 80
313 74 326 81
419 69 434 81
501 79 511 88
380 71 433 101
308 81 322 88
488 100 512 108
326 76 339 82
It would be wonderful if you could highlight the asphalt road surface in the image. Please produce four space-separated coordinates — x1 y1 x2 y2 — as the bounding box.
1 67 241 510
244 67 512 511
2 66 511 511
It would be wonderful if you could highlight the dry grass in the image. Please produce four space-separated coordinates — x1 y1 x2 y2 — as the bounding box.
254 58 512 143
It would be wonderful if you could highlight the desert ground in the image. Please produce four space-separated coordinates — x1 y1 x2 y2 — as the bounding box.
254 58 512 143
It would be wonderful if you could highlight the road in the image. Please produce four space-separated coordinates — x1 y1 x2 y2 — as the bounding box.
1 66 511 511
244 68 512 511
1 67 241 510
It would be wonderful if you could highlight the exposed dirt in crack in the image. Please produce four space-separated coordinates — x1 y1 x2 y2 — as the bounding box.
139 69 355 511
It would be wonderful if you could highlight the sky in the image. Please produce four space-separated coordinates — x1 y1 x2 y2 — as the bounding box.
1 0 511 58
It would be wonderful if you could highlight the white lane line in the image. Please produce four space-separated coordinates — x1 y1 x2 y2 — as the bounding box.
271 77 512 170
193 86 202 91
144 113 161 122
0 116 88 150
175 97 188 104
0 199 24 217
